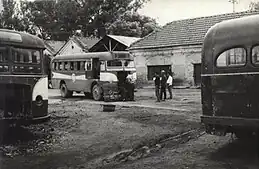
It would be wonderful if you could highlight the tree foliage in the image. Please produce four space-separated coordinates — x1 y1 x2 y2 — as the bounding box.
107 11 157 37
0 0 156 40
249 1 259 11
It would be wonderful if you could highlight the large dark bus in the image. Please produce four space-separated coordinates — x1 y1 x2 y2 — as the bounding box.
0 29 49 126
201 15 259 139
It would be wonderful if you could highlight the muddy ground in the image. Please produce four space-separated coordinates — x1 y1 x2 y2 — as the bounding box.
0 88 258 169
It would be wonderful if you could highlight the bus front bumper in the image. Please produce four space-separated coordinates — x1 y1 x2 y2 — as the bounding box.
0 115 50 126
201 115 259 127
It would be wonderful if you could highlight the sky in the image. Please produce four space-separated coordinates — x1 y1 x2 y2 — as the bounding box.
138 0 254 26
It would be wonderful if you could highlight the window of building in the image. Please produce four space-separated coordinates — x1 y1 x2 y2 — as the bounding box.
216 47 246 67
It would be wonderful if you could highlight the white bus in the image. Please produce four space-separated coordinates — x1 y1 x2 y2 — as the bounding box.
50 51 136 101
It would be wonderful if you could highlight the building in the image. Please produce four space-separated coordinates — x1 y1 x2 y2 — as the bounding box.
56 36 100 56
129 11 259 87
89 34 140 52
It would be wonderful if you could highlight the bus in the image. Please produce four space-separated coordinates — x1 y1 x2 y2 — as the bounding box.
201 14 259 139
50 51 136 101
0 29 49 126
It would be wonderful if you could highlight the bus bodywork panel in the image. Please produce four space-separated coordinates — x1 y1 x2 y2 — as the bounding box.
0 29 45 49
0 75 49 124
201 15 259 135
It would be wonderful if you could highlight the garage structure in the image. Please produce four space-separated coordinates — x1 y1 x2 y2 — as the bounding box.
89 34 140 52
128 11 259 87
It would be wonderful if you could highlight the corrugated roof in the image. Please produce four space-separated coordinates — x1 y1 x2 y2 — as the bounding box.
129 10 259 50
107 35 141 47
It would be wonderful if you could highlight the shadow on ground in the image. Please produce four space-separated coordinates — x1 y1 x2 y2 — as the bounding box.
210 138 259 168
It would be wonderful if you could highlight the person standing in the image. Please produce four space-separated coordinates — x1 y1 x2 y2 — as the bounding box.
160 70 167 101
153 72 161 102
167 72 173 99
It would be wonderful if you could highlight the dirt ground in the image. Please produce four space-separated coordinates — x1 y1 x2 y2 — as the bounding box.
0 88 258 169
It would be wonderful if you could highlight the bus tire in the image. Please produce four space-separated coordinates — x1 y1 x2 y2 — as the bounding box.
92 84 103 101
60 83 73 98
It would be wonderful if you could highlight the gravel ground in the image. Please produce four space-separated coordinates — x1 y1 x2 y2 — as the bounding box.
0 88 258 169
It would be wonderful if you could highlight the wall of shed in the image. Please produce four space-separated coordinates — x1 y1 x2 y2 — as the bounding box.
130 45 202 87
57 40 85 55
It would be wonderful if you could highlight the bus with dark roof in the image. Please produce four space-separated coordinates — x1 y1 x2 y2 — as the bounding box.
0 29 49 126
201 14 259 139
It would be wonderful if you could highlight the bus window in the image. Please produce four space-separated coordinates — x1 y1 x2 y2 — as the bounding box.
85 60 92 71
70 62 74 70
252 45 259 64
124 60 135 68
107 60 122 67
52 62 55 70
216 48 246 67
80 61 85 71
64 62 69 71
32 51 40 63
100 61 105 71
12 48 42 73
59 62 63 70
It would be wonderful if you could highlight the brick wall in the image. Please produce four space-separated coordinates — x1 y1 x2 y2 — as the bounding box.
130 44 202 87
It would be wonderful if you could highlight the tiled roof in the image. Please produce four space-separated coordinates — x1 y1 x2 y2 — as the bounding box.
129 10 259 50
73 36 100 50
107 35 141 47
44 40 66 54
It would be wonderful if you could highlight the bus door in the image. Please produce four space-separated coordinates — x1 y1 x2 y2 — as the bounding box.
85 58 100 79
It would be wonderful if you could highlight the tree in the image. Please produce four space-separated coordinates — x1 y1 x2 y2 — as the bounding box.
106 11 158 37
0 0 21 30
2 0 153 40
249 1 259 11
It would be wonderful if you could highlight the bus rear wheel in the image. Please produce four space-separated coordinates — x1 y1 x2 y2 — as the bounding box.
60 83 73 98
92 84 103 101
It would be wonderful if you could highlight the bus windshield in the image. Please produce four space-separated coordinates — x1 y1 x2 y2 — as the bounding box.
12 47 42 74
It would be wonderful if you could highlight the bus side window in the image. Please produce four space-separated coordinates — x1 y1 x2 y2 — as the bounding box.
64 62 69 71
100 61 105 71
85 61 92 71
76 61 80 71
216 48 246 67
70 62 74 70
252 45 259 64
59 62 63 70
80 61 85 71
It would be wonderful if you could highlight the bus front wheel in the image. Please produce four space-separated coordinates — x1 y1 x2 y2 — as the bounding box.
60 83 73 98
92 84 103 101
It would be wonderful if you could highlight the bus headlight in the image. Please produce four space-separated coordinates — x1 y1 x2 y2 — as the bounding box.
36 95 43 106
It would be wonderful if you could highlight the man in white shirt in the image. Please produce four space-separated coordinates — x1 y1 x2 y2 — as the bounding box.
167 72 173 99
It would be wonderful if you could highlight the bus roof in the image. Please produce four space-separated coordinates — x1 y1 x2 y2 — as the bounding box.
0 29 45 49
53 51 133 61
203 14 259 52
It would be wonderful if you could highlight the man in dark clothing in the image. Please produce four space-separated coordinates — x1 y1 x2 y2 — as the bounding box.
153 72 161 102
160 70 167 101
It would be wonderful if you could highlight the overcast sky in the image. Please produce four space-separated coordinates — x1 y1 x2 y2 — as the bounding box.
138 0 254 26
